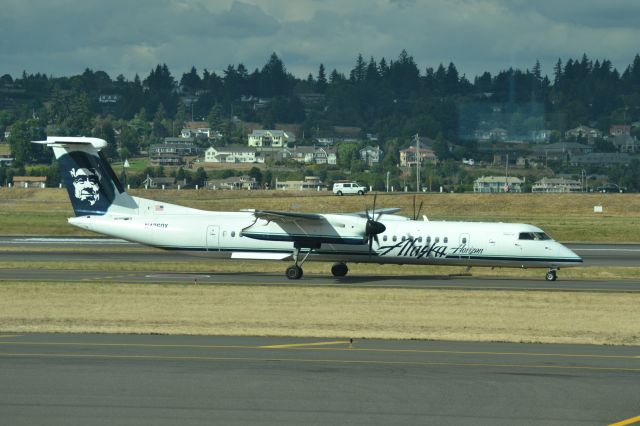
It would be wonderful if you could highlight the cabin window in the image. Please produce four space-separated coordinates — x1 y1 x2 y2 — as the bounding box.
392 236 397 242
383 235 388 242
401 236 406 242
426 236 431 244
222 231 227 237
417 236 423 243
443 237 448 244
461 237 467 244
231 231 236 238
434 237 439 243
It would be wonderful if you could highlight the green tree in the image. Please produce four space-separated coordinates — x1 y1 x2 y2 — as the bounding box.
195 167 208 188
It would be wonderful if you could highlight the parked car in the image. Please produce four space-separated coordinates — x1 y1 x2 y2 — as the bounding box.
595 183 625 193
332 182 368 195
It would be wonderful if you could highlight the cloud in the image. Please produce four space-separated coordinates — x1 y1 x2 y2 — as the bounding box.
0 0 638 80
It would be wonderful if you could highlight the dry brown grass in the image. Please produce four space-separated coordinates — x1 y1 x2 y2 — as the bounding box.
1 282 638 345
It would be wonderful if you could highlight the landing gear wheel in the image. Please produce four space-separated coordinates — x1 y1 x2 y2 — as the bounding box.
545 270 557 282
337 191 343 196
286 265 303 280
331 262 349 277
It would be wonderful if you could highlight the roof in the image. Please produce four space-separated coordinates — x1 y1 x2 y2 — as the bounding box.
13 176 46 182
207 145 257 154
475 176 524 184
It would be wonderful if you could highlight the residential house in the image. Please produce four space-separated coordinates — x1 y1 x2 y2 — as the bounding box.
360 145 383 166
565 125 603 142
529 130 552 143
149 143 198 166
248 130 295 147
98 94 119 103
163 137 195 145
399 146 437 166
275 176 325 191
284 146 336 165
142 176 185 189
610 135 637 153
12 176 46 188
474 128 508 141
531 142 593 163
206 175 258 190
204 146 263 163
181 121 217 139
473 176 524 193
532 177 582 193
610 125 631 136
0 155 14 167
570 153 633 166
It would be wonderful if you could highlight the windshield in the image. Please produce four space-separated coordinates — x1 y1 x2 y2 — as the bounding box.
519 232 552 241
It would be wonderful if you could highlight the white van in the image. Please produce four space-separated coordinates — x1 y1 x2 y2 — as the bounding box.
332 182 368 195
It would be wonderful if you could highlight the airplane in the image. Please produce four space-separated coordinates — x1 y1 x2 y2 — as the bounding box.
34 136 582 281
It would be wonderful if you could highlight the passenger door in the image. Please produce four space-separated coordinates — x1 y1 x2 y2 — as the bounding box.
206 225 220 251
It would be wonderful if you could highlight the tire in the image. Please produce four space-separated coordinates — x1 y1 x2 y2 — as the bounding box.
545 270 557 281
331 263 348 277
357 190 364 195
336 191 343 196
286 265 303 280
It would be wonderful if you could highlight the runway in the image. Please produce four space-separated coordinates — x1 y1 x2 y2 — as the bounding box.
1 237 639 291
1 333 639 425
2 237 639 266
2 238 640 425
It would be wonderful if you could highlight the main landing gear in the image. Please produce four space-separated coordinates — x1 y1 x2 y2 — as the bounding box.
545 269 558 282
285 244 314 280
284 245 351 280
331 262 349 277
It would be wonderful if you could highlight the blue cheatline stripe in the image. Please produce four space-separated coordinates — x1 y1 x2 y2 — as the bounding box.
154 246 581 263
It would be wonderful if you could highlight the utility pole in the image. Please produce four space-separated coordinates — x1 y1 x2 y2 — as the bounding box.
415 133 420 192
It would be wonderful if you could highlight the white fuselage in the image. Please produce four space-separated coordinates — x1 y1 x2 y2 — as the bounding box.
68 196 582 270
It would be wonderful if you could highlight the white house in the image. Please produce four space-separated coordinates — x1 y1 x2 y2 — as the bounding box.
360 145 383 166
285 146 337 165
473 176 524 193
248 130 295 147
275 176 325 191
532 177 581 193
204 146 263 163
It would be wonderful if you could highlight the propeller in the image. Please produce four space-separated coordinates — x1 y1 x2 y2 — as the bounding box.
364 193 386 254
412 194 424 220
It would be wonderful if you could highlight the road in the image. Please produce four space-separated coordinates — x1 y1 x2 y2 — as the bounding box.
1 333 639 426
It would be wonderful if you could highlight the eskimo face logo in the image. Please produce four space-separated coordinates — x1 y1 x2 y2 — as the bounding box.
70 167 101 205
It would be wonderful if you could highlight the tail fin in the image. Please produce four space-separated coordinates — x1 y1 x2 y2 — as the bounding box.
33 136 138 216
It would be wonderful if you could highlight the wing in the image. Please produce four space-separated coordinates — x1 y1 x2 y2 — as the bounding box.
252 210 325 223
242 210 369 246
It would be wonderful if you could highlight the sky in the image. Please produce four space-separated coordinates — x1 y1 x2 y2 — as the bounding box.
1 0 639 82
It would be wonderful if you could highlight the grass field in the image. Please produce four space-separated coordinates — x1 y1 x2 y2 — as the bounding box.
1 188 639 241
1 187 639 344
1 281 638 345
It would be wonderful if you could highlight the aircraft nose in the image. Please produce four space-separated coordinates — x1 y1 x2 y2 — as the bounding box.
560 244 583 263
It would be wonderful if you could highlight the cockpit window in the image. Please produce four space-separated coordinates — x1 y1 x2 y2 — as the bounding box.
519 232 552 241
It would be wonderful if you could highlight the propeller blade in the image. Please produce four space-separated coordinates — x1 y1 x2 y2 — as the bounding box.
416 201 423 220
412 194 416 220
